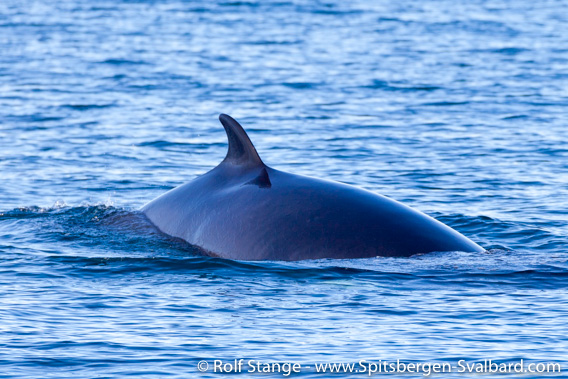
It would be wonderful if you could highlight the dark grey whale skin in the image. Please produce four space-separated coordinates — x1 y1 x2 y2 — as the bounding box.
142 114 483 261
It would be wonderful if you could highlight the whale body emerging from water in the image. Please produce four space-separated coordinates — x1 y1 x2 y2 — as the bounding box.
142 114 483 260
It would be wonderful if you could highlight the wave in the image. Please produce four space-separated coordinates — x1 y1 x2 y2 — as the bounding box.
1 204 567 289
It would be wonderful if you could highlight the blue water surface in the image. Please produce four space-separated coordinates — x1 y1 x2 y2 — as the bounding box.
1 0 568 377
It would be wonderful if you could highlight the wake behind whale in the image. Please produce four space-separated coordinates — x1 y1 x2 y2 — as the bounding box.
142 114 483 260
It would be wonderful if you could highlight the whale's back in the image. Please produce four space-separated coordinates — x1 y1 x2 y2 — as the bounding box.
142 114 483 260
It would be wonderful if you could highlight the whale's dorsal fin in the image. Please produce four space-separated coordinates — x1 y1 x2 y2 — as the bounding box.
219 114 264 167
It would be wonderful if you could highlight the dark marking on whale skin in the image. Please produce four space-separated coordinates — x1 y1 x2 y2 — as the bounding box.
245 167 271 188
142 114 484 261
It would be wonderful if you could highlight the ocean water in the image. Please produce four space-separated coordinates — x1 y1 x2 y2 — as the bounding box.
1 0 568 377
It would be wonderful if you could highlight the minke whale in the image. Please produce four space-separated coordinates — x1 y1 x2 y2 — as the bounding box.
142 114 483 260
